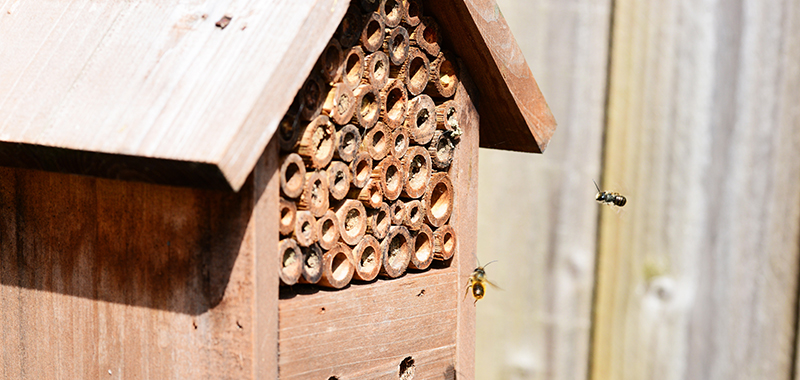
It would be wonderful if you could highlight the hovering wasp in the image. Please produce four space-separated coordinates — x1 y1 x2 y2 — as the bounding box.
593 180 627 208
464 259 498 305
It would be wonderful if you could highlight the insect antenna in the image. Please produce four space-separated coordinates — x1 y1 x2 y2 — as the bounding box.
482 260 498 268
593 179 602 193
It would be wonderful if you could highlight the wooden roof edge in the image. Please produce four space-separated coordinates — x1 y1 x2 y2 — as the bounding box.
218 0 350 191
428 0 557 153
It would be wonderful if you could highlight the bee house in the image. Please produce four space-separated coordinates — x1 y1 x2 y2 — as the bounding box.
0 0 555 378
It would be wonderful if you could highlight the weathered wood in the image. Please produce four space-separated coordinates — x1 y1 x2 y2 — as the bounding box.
0 0 349 191
426 0 557 153
475 1 610 378
278 269 458 379
0 162 273 378
592 0 800 379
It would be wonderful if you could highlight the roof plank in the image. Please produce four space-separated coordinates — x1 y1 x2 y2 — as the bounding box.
0 0 348 190
427 0 557 152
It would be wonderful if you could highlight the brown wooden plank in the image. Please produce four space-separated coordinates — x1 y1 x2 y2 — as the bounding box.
426 0 557 153
277 269 458 379
0 167 260 378
593 0 800 379
475 0 611 379
252 138 280 378
0 0 348 191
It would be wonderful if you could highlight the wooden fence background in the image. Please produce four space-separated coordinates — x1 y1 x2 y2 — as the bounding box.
476 0 800 379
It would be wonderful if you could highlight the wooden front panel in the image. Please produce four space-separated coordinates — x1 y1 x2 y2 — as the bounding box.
278 77 479 379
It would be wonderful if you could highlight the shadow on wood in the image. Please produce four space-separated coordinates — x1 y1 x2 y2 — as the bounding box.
0 165 263 315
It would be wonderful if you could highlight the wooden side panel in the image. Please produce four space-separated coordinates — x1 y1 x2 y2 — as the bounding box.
426 0 557 153
475 0 611 379
0 0 347 191
0 167 261 379
593 0 800 379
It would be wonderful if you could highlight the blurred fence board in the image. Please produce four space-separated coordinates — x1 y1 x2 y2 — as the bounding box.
476 0 611 379
592 0 800 379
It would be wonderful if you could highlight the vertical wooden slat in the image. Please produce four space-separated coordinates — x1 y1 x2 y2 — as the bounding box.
475 0 611 379
593 0 800 379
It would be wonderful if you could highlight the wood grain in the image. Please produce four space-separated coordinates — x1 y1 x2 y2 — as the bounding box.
0 167 259 378
475 0 611 379
0 0 348 191
592 1 800 379
426 0 557 153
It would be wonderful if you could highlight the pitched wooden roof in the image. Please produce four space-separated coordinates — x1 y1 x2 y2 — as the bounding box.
0 0 555 191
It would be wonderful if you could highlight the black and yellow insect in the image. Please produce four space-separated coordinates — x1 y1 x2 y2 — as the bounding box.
464 260 498 305
593 180 627 207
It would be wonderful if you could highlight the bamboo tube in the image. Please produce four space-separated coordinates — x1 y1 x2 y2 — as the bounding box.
299 74 325 121
352 235 382 281
279 198 297 236
358 0 380 14
320 39 343 84
297 115 336 169
335 199 368 245
347 178 384 208
435 100 459 131
428 130 455 170
379 225 412 278
362 121 391 160
406 94 436 144
383 26 409 65
299 243 323 284
380 79 408 129
402 199 424 230
361 13 386 53
322 83 356 125
363 51 390 90
390 126 410 159
298 171 329 217
350 152 374 188
424 172 453 227
390 199 405 225
278 112 301 152
379 0 406 28
318 243 355 289
294 211 318 247
327 161 352 201
401 146 431 198
337 7 363 48
408 223 433 270
279 238 303 285
426 51 459 98
335 124 362 163
410 17 440 57
432 224 456 260
399 48 430 96
341 46 366 91
371 156 404 201
367 202 391 240
280 153 306 198
404 0 422 27
316 210 340 251
351 84 380 129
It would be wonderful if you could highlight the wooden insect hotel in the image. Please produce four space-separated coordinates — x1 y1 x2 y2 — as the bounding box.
0 0 555 378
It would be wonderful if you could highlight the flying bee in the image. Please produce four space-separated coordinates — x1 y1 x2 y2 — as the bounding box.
593 180 627 207
464 259 499 305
